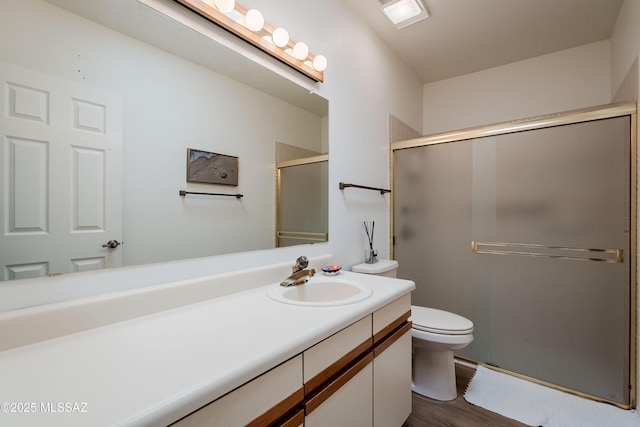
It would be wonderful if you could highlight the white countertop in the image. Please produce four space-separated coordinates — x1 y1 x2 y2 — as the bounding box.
0 271 414 426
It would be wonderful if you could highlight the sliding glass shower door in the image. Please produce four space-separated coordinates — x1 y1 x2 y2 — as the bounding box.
276 159 328 247
393 108 634 406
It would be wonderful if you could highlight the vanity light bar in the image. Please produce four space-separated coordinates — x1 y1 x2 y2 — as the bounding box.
176 0 326 82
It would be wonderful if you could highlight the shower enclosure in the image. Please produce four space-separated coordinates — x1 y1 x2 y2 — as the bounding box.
276 156 328 247
392 104 637 407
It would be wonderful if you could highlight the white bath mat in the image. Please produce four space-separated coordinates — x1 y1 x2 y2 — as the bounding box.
464 365 640 427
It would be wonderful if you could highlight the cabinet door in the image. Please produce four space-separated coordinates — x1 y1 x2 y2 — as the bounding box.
372 294 412 427
373 327 412 427
172 355 303 426
305 356 373 427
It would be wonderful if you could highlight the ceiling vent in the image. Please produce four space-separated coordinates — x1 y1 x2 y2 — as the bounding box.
378 0 430 29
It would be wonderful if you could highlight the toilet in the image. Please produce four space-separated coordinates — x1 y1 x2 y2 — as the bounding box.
352 259 474 401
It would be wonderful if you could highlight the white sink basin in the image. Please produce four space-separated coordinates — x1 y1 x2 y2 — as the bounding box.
266 277 372 307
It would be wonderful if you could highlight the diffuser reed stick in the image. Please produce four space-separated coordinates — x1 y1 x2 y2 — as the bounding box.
363 221 378 263
363 220 375 250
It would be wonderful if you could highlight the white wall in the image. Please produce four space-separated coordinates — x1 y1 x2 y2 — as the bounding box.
610 0 640 97
422 41 611 135
279 0 424 263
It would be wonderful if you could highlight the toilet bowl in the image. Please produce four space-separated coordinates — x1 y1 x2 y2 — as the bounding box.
410 305 473 401
352 259 474 402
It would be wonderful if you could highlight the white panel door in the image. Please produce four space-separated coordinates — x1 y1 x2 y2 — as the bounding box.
0 63 123 280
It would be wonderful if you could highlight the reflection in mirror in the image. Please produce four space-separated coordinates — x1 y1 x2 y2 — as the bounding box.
277 152 328 247
0 0 328 281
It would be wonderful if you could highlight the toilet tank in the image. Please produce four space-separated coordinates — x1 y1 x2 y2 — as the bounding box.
352 259 399 278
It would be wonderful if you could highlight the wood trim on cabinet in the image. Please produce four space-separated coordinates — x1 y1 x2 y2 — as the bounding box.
373 321 412 358
304 352 374 415
246 387 304 427
373 310 411 344
304 337 373 396
279 408 304 427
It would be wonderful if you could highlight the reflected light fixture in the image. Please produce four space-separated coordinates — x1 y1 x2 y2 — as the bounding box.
212 0 234 13
293 42 309 61
272 27 289 48
312 55 328 72
244 8 264 31
176 0 327 82
380 0 430 29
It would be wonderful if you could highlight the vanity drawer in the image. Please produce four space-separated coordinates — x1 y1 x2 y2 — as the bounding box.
303 315 372 395
372 293 411 343
172 355 303 427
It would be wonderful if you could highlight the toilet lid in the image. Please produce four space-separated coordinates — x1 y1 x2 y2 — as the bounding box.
352 259 398 274
410 305 474 335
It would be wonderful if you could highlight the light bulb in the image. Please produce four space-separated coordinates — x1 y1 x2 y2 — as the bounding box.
245 9 264 31
213 0 235 13
293 42 309 60
312 55 327 72
272 27 289 48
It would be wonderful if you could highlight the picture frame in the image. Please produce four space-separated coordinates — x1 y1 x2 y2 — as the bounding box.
186 148 239 186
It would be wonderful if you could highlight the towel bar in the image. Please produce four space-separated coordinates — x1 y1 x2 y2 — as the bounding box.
339 182 391 194
179 190 243 199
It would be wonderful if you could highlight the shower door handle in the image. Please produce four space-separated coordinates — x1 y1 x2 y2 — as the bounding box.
471 240 623 263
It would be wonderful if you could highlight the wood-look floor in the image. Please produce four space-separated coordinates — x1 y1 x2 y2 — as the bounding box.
403 364 530 427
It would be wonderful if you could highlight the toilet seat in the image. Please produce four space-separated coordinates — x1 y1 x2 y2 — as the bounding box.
410 305 473 335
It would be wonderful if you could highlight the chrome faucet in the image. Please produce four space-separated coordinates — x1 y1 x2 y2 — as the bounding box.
280 256 316 286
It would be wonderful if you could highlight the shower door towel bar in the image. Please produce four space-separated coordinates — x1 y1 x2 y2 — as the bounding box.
471 241 624 263
339 182 391 194
277 230 328 243
179 190 243 199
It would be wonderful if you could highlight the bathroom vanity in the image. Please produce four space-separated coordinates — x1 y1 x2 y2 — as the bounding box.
0 258 414 426
173 293 412 427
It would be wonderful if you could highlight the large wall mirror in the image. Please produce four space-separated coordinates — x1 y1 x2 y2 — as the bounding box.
0 0 328 282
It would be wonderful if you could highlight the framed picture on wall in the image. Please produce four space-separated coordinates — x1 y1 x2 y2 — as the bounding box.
186 148 239 186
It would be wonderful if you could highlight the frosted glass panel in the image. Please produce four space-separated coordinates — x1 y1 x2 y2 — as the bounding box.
394 116 631 405
277 161 328 247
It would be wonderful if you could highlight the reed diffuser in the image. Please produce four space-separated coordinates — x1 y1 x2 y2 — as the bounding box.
363 220 378 263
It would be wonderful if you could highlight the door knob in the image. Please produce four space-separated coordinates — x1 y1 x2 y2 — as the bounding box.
102 240 122 249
